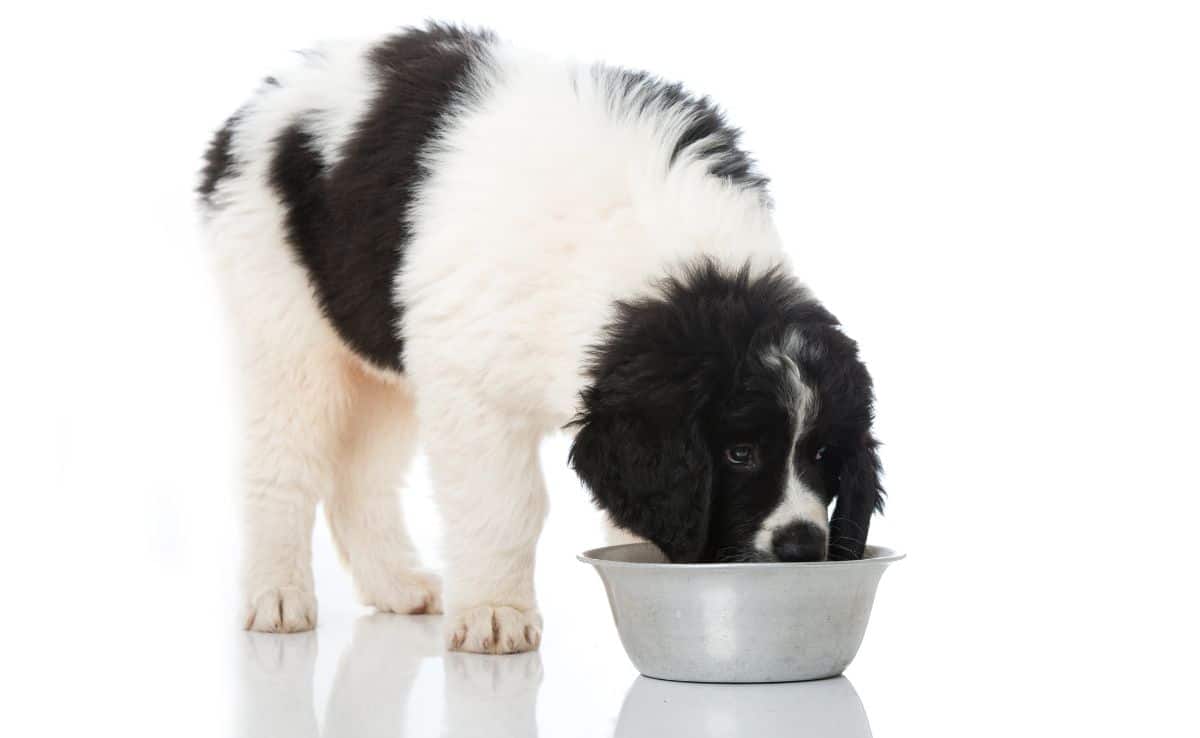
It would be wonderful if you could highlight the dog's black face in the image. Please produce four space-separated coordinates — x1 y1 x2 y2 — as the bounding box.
570 262 883 563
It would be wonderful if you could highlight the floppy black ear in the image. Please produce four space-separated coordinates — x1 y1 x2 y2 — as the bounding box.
828 438 884 560
570 410 713 562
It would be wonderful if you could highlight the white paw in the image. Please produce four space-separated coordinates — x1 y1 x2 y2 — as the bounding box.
447 605 542 654
358 569 443 615
244 586 317 633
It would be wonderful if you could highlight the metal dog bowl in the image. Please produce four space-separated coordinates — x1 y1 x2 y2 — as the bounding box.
579 542 903 683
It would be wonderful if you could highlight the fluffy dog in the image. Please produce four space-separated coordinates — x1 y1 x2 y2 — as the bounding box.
199 23 884 653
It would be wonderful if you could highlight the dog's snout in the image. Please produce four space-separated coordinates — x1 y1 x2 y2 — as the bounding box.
771 521 828 562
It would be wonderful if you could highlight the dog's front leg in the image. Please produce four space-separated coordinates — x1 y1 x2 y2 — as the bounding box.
421 392 548 654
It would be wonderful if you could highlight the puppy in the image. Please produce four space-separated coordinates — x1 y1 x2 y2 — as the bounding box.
199 23 884 653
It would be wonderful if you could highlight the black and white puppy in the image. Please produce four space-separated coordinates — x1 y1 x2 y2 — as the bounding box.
199 24 884 653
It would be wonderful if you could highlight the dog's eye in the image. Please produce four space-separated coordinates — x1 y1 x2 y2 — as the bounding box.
724 444 757 468
814 446 826 462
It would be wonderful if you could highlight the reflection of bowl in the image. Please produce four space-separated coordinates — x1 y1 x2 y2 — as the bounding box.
578 543 903 683
615 674 873 738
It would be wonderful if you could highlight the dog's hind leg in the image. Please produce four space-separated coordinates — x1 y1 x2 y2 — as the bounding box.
326 368 441 615
208 194 355 633
233 323 352 633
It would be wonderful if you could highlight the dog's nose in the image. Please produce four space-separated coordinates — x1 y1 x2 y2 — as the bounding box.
771 521 828 562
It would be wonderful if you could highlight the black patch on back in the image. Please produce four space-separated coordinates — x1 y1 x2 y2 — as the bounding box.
198 112 240 207
596 67 770 197
267 23 495 372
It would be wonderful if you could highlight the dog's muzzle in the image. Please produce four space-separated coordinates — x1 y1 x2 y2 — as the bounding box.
771 520 828 562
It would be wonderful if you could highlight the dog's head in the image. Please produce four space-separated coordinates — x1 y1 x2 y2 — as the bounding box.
570 262 883 563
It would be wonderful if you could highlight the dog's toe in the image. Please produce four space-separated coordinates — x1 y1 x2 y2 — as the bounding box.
245 586 317 633
446 605 542 654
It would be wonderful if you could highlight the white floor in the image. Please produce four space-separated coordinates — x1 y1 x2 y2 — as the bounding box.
235 611 873 738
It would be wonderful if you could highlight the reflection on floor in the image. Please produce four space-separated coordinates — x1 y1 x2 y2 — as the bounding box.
616 674 872 737
236 613 872 738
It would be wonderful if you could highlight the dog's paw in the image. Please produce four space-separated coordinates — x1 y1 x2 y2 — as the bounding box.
446 605 542 654
244 586 317 633
359 569 443 615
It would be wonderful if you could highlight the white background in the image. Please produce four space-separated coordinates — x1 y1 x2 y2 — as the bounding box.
3 1 1198 736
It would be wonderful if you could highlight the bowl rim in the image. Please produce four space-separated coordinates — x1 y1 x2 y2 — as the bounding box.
577 542 906 569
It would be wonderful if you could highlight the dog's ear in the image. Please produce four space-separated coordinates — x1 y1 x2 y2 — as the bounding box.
827 436 883 560
569 396 714 563
567 266 735 562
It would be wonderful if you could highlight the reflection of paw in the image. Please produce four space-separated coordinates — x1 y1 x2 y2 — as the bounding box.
359 569 442 615
445 650 544 696
447 605 542 654
245 586 317 632
238 630 319 738
242 629 318 673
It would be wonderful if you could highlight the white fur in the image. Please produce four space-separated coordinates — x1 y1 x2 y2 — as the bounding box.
761 328 807 413
752 481 831 556
750 360 830 557
204 38 788 650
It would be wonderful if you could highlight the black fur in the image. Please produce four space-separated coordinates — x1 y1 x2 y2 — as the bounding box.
198 112 240 207
266 23 495 371
569 261 883 562
597 67 770 197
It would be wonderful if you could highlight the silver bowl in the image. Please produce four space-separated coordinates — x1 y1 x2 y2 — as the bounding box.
578 542 903 683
